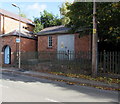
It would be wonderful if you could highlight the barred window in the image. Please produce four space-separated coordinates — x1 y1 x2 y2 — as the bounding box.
48 36 52 47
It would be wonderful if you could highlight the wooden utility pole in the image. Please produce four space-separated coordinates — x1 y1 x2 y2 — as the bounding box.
92 0 98 76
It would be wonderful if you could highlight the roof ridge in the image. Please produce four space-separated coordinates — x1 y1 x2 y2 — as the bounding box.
41 25 65 31
37 25 70 35
0 8 33 24
42 25 64 29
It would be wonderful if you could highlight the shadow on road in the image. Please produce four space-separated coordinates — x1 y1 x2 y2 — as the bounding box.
1 71 119 103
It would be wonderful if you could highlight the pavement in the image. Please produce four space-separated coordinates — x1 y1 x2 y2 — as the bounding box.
1 69 119 102
1 67 120 91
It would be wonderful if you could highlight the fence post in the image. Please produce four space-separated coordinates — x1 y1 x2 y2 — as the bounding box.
103 50 106 73
109 51 111 73
98 51 102 73
113 51 115 74
115 51 118 74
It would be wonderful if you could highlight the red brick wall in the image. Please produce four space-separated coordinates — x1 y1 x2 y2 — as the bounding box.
0 36 17 52
75 33 91 52
21 38 37 52
0 36 16 65
0 36 37 65
38 34 91 53
38 35 57 52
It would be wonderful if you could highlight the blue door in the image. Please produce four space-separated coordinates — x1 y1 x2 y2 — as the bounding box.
4 46 11 64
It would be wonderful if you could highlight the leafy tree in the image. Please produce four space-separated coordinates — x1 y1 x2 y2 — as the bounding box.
33 21 43 33
96 2 120 43
60 2 120 43
60 2 71 25
34 10 62 31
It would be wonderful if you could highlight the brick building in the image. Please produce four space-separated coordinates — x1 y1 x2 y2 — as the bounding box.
0 8 91 66
37 25 91 52
37 25 91 60
0 9 34 34
0 9 37 65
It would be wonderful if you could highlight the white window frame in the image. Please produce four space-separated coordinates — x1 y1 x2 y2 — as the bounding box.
48 36 52 47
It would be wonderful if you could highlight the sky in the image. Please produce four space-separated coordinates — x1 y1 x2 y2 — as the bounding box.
0 0 74 21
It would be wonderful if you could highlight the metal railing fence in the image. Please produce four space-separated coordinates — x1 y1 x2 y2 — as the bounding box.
4 51 119 76
98 51 120 75
13 51 92 75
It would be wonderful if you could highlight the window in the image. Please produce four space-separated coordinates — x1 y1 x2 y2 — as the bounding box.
48 36 52 47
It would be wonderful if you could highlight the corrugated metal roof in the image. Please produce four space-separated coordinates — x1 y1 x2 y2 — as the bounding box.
0 8 34 25
37 25 71 35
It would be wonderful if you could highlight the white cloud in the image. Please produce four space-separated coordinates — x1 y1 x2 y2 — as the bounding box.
22 3 47 20
27 3 47 12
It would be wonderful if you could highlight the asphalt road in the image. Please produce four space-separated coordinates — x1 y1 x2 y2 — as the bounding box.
0 71 119 103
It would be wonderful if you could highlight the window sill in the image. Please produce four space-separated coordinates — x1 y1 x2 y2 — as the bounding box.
47 47 52 49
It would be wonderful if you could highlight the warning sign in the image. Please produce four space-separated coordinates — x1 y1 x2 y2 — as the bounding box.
61 42 64 48
93 29 97 34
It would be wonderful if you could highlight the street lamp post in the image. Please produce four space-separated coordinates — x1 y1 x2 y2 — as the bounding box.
12 3 21 69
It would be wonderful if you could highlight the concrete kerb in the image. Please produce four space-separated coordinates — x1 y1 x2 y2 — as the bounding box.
1 68 119 91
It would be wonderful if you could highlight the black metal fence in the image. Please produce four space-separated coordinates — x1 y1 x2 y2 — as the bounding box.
98 51 120 75
12 51 120 76
13 51 92 75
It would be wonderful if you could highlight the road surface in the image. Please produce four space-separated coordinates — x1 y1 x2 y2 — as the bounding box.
0 71 119 103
